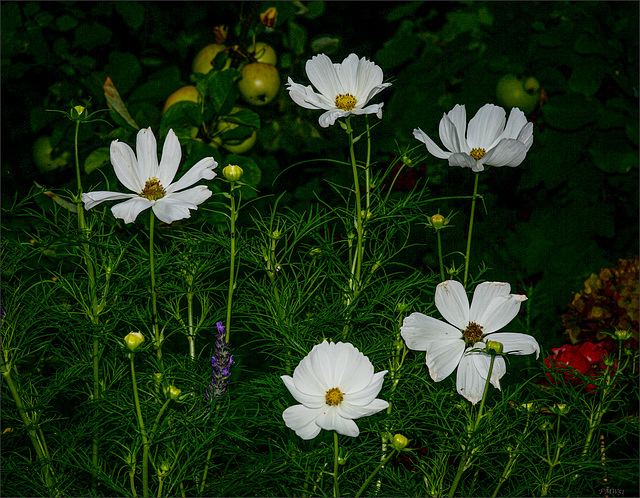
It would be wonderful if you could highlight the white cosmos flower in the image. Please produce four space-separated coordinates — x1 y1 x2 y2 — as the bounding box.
82 127 217 224
286 53 392 128
282 340 389 440
414 103 534 173
400 280 540 405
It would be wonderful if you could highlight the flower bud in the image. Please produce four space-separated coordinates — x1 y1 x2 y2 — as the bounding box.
223 164 244 182
486 341 503 354
430 214 445 229
614 329 632 341
401 155 413 166
124 331 145 352
551 403 570 415
260 7 277 28
392 433 409 450
167 385 182 400
70 105 88 120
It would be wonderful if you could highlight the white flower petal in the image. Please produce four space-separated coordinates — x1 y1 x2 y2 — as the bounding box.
157 129 181 187
435 280 470 329
110 140 143 193
82 191 137 210
500 107 528 140
281 375 325 408
444 104 469 152
152 187 211 224
293 347 332 395
456 348 499 404
426 337 466 382
468 347 507 389
476 293 527 334
448 152 483 171
517 122 534 151
439 113 462 154
305 53 341 101
351 103 385 119
282 404 324 440
401 312 461 351
286 79 332 111
339 398 389 420
316 406 360 437
466 104 506 150
165 157 217 194
337 346 374 393
482 139 529 167
318 109 350 128
111 197 153 224
342 370 387 407
414 128 451 160
484 332 540 358
362 83 392 108
136 127 159 182
469 282 511 323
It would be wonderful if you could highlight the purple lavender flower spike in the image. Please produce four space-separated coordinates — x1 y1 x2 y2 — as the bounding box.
205 321 235 400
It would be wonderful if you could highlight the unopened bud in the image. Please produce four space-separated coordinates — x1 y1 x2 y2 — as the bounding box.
430 214 445 229
223 164 244 182
486 341 503 354
614 329 632 341
71 105 88 120
260 7 277 28
124 331 145 352
551 403 570 415
392 433 409 450
167 385 182 400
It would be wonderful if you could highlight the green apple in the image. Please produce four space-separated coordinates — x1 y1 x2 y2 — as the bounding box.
247 42 277 66
212 107 257 154
238 62 280 106
192 44 230 75
162 85 202 114
496 74 540 115
33 136 71 172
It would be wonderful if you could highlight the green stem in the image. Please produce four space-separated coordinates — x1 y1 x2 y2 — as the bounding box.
463 173 480 288
333 431 340 498
342 116 363 340
199 448 213 495
540 414 563 497
365 116 372 213
2 369 57 495
130 356 150 498
436 229 445 282
186 288 195 360
149 211 164 372
354 449 399 498
448 353 496 497
491 412 531 497
226 183 238 343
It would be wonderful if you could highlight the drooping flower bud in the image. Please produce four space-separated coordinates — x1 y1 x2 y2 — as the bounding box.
124 331 145 352
392 433 409 450
223 164 244 182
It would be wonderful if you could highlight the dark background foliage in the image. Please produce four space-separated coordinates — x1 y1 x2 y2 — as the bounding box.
2 1 638 350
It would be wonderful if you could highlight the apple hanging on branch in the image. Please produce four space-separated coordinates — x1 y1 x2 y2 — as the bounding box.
238 62 281 106
496 74 541 115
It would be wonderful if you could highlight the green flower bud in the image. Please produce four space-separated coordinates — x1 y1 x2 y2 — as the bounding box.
430 213 445 228
70 105 88 120
401 155 413 166
396 301 410 313
486 341 503 354
124 331 145 352
167 385 182 400
614 329 632 341
392 433 409 450
551 403 570 415
223 164 244 182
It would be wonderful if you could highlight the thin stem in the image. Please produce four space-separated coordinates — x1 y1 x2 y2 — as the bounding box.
333 431 340 498
448 353 496 497
436 229 446 282
186 288 195 360
365 115 372 213
463 173 480 288
355 449 399 498
149 211 164 373
226 183 238 343
199 448 213 495
130 356 150 498
342 116 363 339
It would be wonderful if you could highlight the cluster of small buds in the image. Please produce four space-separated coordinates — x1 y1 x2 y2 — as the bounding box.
204 322 235 400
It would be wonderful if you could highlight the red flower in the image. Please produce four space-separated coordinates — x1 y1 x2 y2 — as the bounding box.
544 341 614 392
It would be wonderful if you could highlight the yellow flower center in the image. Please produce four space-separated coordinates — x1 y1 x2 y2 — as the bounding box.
335 93 357 111
470 148 486 161
139 177 166 201
325 387 344 406
463 321 484 347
